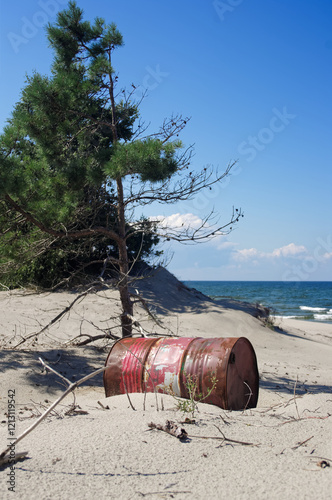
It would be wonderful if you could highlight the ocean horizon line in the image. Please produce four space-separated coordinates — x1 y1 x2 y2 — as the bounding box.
183 279 332 283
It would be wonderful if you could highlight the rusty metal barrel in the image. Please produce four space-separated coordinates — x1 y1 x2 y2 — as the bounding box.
103 337 259 410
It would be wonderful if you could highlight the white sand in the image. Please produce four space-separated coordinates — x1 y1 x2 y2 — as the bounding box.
1 269 331 499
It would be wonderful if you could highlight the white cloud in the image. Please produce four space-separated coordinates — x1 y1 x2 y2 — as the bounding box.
270 243 307 258
216 240 238 251
233 248 260 261
151 213 203 230
232 243 308 262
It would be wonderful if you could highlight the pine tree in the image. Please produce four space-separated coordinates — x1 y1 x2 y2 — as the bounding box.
0 2 242 337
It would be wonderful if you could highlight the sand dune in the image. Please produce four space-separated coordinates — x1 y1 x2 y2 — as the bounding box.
1 268 331 499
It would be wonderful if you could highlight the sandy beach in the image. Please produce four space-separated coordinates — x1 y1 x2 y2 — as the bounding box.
0 268 331 499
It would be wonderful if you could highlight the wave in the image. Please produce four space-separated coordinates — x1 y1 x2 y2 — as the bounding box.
314 313 332 321
275 313 331 322
299 306 327 312
275 315 306 320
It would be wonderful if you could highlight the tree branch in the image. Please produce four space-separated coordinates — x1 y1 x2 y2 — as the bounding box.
4 194 122 244
123 161 235 208
13 286 95 348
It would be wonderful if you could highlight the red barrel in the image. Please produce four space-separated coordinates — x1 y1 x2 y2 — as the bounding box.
103 337 259 410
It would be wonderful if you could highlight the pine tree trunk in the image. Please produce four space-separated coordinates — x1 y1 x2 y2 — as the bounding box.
109 57 133 337
116 177 133 337
118 259 134 338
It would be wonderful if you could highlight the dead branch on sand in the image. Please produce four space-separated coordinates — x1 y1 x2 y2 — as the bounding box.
0 358 107 463
0 451 29 467
148 421 189 441
10 279 176 349
147 421 258 446
13 286 97 348
293 375 301 420
194 425 258 447
291 435 314 450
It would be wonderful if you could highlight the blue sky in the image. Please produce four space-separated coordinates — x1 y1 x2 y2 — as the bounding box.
1 0 331 281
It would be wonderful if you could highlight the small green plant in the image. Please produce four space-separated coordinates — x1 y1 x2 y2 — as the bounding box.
166 372 218 421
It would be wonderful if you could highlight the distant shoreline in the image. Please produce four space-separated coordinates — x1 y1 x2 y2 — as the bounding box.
183 279 332 324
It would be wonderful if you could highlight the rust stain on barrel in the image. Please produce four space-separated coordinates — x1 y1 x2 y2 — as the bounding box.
103 337 259 410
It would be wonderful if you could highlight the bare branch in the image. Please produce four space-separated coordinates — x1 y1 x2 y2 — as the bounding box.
0 361 108 462
141 115 191 144
129 206 243 244
13 287 95 348
123 161 235 209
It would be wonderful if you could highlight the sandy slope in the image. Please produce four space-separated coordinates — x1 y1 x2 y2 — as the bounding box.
0 268 331 499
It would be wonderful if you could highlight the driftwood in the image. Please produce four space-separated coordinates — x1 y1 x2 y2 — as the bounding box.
148 420 189 441
0 451 29 467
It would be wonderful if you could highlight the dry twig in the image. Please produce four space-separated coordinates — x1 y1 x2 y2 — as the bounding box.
122 372 136 411
189 425 258 446
293 376 301 420
291 435 314 450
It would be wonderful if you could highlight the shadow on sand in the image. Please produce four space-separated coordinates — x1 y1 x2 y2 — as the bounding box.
0 346 107 396
259 373 332 395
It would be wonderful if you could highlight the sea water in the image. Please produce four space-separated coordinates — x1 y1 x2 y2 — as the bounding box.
183 281 332 324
